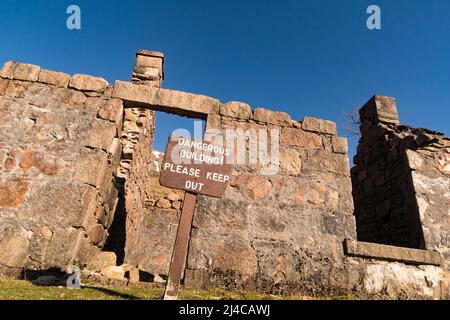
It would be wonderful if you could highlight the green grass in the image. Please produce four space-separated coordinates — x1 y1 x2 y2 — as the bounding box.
0 279 352 300
0 279 285 300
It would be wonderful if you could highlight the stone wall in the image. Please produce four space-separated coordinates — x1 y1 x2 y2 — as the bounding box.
184 102 357 295
352 95 450 256
0 51 449 299
0 61 123 276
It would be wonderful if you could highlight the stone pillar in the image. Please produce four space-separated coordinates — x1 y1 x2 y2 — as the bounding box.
117 50 164 180
359 95 399 134
106 50 164 263
132 50 164 87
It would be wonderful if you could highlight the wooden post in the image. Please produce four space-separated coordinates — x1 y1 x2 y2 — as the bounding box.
163 191 197 300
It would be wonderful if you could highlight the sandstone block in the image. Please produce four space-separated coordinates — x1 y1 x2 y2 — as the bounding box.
172 200 181 210
0 79 9 95
101 266 126 280
302 116 337 135
344 239 443 266
281 128 322 149
253 108 291 126
1 61 41 81
156 198 171 209
38 69 70 87
230 174 272 200
332 136 348 154
97 98 123 131
69 74 109 93
302 149 350 176
112 81 220 117
89 224 105 245
359 95 399 125
133 66 160 80
280 148 302 175
220 101 252 120
0 177 30 208
85 119 117 151
167 192 180 202
86 251 117 272
136 53 164 70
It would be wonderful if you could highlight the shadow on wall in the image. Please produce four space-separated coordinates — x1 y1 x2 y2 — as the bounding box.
103 182 127 265
351 96 427 250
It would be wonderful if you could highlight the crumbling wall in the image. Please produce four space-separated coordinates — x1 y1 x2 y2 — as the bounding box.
352 95 450 255
0 61 123 276
184 102 357 295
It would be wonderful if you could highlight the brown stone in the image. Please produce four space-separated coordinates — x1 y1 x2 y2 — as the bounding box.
172 200 182 210
19 148 34 172
360 95 399 125
332 136 348 154
101 265 126 280
97 98 123 131
302 117 337 135
85 119 117 151
89 224 105 245
69 74 109 93
0 79 9 95
156 198 171 209
167 192 180 202
344 239 443 266
133 66 160 81
280 148 302 175
112 80 220 117
33 153 59 175
253 108 291 126
220 101 252 120
2 61 40 81
86 251 117 272
230 174 272 200
281 128 322 149
38 69 70 87
0 177 30 208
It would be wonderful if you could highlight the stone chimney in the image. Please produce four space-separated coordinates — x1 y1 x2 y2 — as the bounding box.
116 49 164 181
132 49 164 87
359 95 399 134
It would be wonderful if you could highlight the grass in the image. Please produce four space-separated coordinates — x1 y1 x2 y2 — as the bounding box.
0 279 353 300
0 279 288 300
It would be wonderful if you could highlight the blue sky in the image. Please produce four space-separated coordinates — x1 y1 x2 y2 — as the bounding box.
1 0 449 158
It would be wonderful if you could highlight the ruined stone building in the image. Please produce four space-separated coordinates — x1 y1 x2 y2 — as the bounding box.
0 50 449 299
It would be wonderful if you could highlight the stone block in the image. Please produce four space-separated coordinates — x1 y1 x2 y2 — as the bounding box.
281 128 323 149
220 101 252 120
38 69 70 87
0 79 9 95
230 174 272 200
86 251 117 272
332 136 348 154
112 80 219 117
156 198 171 209
344 239 443 266
97 98 124 131
252 108 291 126
69 74 109 93
101 266 126 280
1 61 40 81
133 66 160 80
359 95 399 125
280 148 302 175
302 149 350 176
85 119 117 151
0 176 30 208
302 116 337 135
